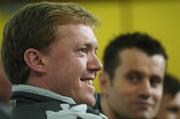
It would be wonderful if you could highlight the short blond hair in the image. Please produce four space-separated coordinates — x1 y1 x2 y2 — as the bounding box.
2 1 99 84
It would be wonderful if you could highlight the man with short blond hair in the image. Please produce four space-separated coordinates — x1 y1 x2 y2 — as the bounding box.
2 2 106 119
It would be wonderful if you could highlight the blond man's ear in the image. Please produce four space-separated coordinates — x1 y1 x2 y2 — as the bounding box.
24 48 46 74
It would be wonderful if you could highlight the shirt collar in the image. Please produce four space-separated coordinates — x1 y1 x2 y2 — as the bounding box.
12 84 76 104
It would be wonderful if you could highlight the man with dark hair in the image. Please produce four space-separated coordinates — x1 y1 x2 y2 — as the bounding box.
99 32 168 119
155 73 180 119
1 1 107 119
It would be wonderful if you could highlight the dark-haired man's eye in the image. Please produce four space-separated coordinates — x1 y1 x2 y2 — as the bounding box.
150 76 162 88
126 73 142 82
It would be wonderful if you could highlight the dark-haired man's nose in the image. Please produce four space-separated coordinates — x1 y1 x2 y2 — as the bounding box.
138 80 153 100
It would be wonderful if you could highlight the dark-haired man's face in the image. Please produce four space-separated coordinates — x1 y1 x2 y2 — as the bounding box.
156 92 180 119
101 48 166 119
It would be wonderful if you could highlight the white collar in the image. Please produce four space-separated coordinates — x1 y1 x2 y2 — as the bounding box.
12 84 76 104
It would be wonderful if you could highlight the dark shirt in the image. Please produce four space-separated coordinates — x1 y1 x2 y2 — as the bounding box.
11 85 107 119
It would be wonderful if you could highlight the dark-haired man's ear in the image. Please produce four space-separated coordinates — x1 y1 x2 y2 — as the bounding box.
24 48 46 73
99 71 111 97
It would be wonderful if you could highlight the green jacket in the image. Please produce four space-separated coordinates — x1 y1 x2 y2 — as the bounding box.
11 85 107 119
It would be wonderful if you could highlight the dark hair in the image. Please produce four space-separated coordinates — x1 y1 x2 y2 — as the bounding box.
1 2 98 84
103 32 168 79
163 73 180 97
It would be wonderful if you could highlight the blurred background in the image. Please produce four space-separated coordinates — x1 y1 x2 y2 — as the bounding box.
0 0 180 92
